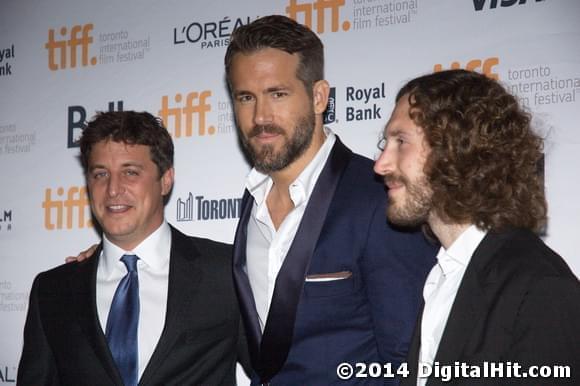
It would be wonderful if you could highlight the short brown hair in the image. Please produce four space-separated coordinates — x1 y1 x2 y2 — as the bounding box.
398 69 546 232
224 15 324 92
79 111 174 177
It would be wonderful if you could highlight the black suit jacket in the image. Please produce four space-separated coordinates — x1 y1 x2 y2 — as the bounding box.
18 225 247 386
402 228 580 386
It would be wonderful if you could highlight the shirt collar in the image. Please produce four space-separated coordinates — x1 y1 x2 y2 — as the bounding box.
245 128 336 208
101 220 171 276
435 224 487 276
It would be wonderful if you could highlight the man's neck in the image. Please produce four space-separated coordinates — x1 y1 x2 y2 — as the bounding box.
266 124 326 229
269 125 326 190
428 213 471 250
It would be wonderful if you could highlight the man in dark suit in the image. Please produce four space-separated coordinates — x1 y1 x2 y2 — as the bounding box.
224 15 436 385
17 111 246 385
374 69 580 385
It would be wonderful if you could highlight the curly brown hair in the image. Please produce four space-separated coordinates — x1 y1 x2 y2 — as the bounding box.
397 69 546 232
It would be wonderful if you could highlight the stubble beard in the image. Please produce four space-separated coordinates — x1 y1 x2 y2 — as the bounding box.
385 173 433 227
241 109 316 174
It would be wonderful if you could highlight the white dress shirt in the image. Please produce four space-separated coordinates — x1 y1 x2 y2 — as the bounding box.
245 128 336 331
96 221 171 380
417 224 487 386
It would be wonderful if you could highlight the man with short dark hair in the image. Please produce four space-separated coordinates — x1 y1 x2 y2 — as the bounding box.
374 69 580 386
226 15 436 385
18 111 245 385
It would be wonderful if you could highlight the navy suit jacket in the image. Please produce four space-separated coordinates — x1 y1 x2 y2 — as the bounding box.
233 138 437 385
18 226 247 386
401 228 580 386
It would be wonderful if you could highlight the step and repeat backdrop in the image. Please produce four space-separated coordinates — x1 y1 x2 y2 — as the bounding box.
1 0 579 383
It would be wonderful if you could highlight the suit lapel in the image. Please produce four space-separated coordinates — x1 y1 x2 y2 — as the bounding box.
69 245 124 386
401 305 424 386
233 190 263 371
430 231 512 378
258 139 352 382
139 226 202 385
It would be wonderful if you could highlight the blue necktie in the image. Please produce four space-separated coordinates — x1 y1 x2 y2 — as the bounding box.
106 254 139 386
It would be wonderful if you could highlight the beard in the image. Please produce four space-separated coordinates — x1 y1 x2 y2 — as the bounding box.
240 109 316 174
384 172 432 227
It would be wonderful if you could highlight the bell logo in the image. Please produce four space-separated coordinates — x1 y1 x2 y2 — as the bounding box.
434 57 499 80
286 0 351 33
45 24 97 71
67 101 124 148
42 186 92 230
158 91 215 138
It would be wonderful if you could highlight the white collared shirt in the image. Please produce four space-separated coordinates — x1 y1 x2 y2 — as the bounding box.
96 221 171 380
417 224 487 386
245 128 336 331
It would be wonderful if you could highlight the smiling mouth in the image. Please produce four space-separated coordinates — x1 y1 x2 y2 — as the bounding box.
106 205 132 213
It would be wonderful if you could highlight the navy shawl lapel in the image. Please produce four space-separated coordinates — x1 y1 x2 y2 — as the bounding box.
69 244 124 386
139 225 203 386
258 138 352 382
428 231 513 385
233 190 263 370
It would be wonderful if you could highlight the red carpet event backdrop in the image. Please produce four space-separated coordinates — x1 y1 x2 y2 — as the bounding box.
1 0 579 383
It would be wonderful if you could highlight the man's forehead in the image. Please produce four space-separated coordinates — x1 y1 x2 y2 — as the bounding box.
90 140 151 160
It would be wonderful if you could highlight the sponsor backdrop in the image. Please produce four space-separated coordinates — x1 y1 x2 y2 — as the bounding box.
1 0 579 383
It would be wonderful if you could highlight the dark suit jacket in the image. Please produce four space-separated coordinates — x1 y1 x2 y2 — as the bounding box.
18 225 247 386
401 228 580 386
233 138 437 385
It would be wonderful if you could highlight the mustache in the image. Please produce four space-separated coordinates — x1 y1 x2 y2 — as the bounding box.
247 124 285 139
383 173 408 187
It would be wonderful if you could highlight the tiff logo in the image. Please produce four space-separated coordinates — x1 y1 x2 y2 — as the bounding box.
42 186 92 230
45 24 97 71
67 101 124 148
158 91 215 138
286 0 351 33
434 57 499 80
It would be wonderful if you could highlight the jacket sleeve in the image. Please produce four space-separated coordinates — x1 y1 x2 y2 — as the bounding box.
506 274 580 385
17 274 61 386
361 198 436 367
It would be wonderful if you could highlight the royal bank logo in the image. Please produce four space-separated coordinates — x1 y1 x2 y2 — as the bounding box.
323 87 336 124
67 101 124 148
0 209 12 232
173 16 257 49
473 0 545 11
42 186 92 230
176 193 242 222
45 24 97 71
286 0 351 33
345 82 386 122
434 57 500 80
0 44 14 77
158 91 216 138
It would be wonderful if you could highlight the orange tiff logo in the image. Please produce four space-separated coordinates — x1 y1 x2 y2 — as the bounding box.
42 186 92 230
434 57 499 79
286 0 351 33
45 24 97 71
158 91 215 138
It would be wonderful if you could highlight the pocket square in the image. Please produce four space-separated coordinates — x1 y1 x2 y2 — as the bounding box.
305 271 352 282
